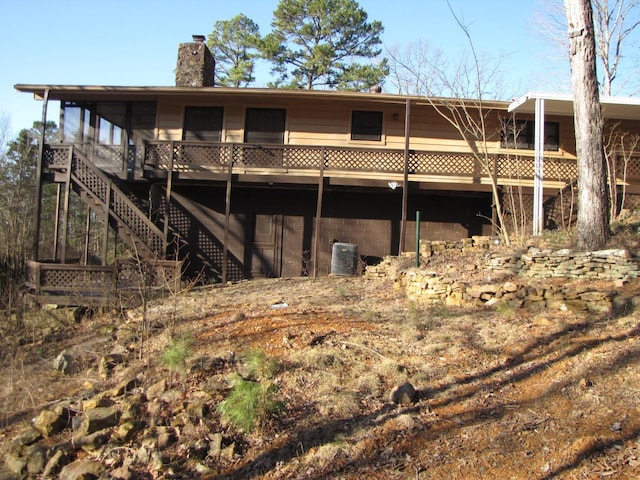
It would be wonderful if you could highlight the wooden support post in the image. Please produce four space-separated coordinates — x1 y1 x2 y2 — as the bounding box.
312 147 326 278
101 182 111 266
399 98 411 255
163 141 174 257
33 88 49 261
53 183 61 261
222 145 233 284
492 154 499 230
83 205 91 265
60 147 73 263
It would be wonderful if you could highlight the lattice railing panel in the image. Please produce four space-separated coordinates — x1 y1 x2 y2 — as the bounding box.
325 148 404 172
116 260 182 289
110 193 164 255
623 157 640 179
73 154 109 203
496 156 535 178
282 147 322 168
93 145 125 172
496 155 578 182
235 145 285 168
145 143 173 169
174 144 231 170
412 151 478 176
139 141 598 187
39 266 115 292
545 158 578 180
44 145 70 169
68 147 164 256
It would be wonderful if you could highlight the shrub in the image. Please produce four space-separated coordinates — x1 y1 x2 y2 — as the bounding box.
241 348 279 380
161 335 193 374
218 349 284 433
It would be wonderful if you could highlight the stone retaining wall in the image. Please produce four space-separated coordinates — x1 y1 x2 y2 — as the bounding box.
365 237 640 313
395 271 615 313
486 248 640 280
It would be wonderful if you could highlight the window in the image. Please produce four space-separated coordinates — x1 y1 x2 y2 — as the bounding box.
244 108 286 144
62 102 92 144
501 119 559 151
183 107 223 142
130 103 157 143
351 110 383 141
96 103 126 145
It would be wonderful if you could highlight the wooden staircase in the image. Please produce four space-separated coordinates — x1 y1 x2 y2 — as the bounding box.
49 145 164 259
26 145 176 306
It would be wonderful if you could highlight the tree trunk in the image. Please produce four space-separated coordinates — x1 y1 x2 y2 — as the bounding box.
565 0 609 250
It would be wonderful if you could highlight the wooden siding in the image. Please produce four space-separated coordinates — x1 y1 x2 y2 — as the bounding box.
153 95 583 165
154 95 515 155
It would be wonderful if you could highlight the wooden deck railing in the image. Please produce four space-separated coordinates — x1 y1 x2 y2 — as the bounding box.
45 145 165 257
142 141 579 183
26 260 183 306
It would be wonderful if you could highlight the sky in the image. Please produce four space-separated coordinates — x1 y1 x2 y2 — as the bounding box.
1 0 561 136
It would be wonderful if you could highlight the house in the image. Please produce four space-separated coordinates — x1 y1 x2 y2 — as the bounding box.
15 36 640 305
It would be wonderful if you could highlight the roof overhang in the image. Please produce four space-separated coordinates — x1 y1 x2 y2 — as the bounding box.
13 84 510 110
509 91 640 120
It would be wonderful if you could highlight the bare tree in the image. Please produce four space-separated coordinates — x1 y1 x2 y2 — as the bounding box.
603 122 640 220
594 0 640 95
387 9 512 244
535 0 640 96
566 0 609 249
386 40 446 96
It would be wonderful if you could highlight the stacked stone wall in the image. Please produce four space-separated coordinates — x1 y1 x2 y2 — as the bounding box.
365 237 640 313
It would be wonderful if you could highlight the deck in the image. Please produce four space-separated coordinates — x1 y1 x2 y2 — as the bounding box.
26 259 182 307
141 141 579 189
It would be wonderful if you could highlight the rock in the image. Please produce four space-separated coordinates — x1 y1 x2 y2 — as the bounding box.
41 448 65 479
208 432 223 459
110 464 133 480
3 452 26 476
389 382 418 405
189 438 209 459
33 408 67 438
16 427 41 446
82 395 113 411
25 444 47 475
186 399 208 423
78 407 121 435
120 394 145 423
114 421 138 443
99 353 125 379
105 376 139 398
150 451 164 472
146 379 167 401
53 350 74 374
116 324 138 345
221 442 235 460
73 429 110 452
58 459 105 480
157 427 177 450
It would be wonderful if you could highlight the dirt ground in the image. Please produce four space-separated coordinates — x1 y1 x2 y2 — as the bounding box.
2 272 640 479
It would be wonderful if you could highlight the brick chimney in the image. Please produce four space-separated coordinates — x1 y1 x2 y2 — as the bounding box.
175 35 214 87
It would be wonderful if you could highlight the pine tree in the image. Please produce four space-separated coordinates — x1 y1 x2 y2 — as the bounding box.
263 0 388 90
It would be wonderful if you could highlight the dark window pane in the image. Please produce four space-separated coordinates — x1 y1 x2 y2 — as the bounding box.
183 107 223 142
501 119 559 151
62 105 82 143
244 108 286 144
351 110 383 141
544 122 560 151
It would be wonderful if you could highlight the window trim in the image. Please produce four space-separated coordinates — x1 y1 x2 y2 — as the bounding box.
182 106 224 142
243 107 287 144
350 110 384 142
501 118 560 151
